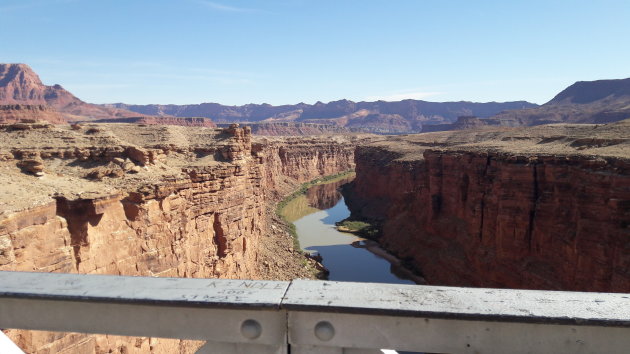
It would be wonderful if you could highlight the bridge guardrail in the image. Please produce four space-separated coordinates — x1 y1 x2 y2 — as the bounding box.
1 271 629 353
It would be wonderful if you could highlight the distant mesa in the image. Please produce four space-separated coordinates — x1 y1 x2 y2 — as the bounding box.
423 77 630 132
496 77 630 125
0 63 144 124
549 78 630 104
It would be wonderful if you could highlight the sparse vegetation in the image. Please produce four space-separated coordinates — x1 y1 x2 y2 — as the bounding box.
336 220 370 232
335 219 380 238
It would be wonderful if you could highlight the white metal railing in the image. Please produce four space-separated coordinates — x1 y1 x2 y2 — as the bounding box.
1 271 629 353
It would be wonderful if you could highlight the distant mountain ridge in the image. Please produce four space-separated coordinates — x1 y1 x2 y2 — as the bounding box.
0 63 141 122
489 78 630 126
6 63 627 134
108 99 537 134
421 77 630 132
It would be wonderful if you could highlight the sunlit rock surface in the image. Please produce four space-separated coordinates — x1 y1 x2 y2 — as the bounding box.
0 122 362 353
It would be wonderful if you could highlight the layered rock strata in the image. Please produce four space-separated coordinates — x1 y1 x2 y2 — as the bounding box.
0 105 65 124
0 122 359 353
256 136 356 196
249 122 355 136
89 116 217 127
345 120 630 292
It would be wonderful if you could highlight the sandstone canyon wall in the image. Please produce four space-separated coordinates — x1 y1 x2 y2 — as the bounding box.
0 122 357 353
345 121 630 292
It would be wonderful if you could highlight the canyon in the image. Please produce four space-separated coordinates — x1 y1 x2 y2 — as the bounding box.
1 62 629 354
345 119 630 292
0 116 628 352
0 121 359 353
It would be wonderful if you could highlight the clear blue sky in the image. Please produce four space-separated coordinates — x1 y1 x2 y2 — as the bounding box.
2 0 629 105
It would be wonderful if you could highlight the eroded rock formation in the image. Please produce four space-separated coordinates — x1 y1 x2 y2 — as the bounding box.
0 122 360 353
0 64 143 122
0 105 65 124
345 120 630 292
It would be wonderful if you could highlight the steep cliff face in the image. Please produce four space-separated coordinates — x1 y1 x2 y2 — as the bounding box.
0 104 66 124
346 122 630 292
0 64 48 104
0 122 357 353
254 136 357 199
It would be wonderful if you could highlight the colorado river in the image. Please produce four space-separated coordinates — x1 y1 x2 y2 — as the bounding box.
281 176 416 284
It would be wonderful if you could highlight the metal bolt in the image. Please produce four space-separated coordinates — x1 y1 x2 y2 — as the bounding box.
314 321 335 341
241 319 262 340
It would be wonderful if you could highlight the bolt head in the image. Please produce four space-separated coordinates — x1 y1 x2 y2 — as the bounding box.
314 321 335 341
241 319 262 340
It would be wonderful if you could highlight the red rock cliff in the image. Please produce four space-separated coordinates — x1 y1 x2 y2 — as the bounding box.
0 64 144 122
0 104 66 124
0 123 357 353
346 122 630 292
